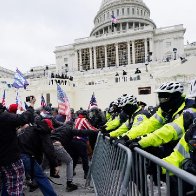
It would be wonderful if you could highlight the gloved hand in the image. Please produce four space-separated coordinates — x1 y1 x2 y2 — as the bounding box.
128 141 140 150
182 158 196 175
113 135 129 147
109 136 117 145
102 132 110 140
125 137 141 147
100 125 107 133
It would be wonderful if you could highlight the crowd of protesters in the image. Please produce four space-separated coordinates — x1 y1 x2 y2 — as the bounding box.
0 96 106 195
2 80 196 195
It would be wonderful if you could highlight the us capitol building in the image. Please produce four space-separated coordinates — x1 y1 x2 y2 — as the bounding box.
1 0 196 110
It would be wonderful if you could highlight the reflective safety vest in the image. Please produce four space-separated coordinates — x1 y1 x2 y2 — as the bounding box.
162 134 190 174
109 107 150 138
105 111 128 132
126 100 194 140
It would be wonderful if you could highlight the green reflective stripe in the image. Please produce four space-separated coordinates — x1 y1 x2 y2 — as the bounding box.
168 122 183 138
154 113 164 124
175 143 190 159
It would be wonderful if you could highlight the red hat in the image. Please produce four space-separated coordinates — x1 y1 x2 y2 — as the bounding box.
9 104 18 114
43 119 54 130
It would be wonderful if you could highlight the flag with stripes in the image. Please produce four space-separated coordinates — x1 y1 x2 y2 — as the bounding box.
12 68 29 89
1 90 6 107
16 91 26 111
57 84 71 121
41 95 46 107
111 15 118 27
88 92 98 110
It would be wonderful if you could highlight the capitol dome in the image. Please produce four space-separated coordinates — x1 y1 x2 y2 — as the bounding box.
90 0 156 36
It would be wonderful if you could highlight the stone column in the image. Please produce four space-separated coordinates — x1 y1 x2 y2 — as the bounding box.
79 49 82 71
89 47 93 69
127 41 131 65
93 47 97 69
126 22 129 31
149 38 154 61
104 45 108 67
115 43 119 66
145 38 148 62
132 41 135 64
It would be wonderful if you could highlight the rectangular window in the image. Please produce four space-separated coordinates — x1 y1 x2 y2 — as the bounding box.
132 8 135 15
166 42 171 47
138 87 151 95
122 8 124 15
127 8 130 14
117 9 119 16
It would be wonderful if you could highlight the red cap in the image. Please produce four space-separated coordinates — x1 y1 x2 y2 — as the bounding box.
9 104 18 114
43 119 54 130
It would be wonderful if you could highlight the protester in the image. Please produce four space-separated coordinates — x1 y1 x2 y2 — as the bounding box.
18 119 59 196
51 123 98 180
0 97 35 196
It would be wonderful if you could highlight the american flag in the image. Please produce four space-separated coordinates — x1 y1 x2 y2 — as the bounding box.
57 84 71 121
41 95 46 107
1 90 6 107
111 15 118 27
88 92 98 110
16 91 25 111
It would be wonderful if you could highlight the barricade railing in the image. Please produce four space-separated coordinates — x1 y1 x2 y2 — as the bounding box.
86 133 196 196
86 133 132 196
130 147 196 196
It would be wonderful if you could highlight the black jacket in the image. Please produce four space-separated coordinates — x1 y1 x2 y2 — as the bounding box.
0 106 34 166
51 124 96 150
18 121 58 168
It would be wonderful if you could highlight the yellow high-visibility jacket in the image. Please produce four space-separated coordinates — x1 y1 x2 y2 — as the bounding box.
162 134 190 174
109 107 150 138
126 101 191 140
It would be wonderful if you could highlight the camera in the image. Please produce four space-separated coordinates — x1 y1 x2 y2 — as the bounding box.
26 96 34 102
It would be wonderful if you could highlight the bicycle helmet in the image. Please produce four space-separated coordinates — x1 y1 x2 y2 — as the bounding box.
187 80 196 98
155 82 184 94
118 95 137 107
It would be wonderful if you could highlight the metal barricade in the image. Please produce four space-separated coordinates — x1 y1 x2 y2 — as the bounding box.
128 147 196 196
86 133 132 196
87 134 196 196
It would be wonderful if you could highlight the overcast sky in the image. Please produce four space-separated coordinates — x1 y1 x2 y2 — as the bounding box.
0 0 195 73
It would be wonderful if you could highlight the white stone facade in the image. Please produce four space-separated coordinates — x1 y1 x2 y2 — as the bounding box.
1 0 196 111
54 0 186 74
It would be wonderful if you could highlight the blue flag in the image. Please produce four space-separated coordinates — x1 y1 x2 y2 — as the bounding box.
12 69 29 89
